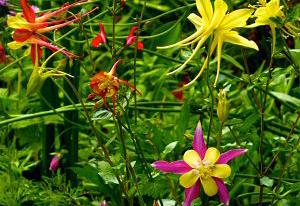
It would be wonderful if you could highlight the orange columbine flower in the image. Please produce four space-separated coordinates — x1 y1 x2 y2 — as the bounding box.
7 0 97 65
88 59 141 115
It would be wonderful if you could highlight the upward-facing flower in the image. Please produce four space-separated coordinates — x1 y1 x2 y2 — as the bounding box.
158 0 258 87
88 59 142 115
152 121 247 206
7 0 97 65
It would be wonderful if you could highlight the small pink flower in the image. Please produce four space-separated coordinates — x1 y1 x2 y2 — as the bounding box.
152 121 247 206
126 26 144 50
99 200 107 206
92 22 107 48
49 154 61 172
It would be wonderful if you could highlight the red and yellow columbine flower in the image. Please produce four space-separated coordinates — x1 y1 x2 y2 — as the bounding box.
152 121 247 206
88 59 141 115
7 0 97 65
92 22 107 48
158 0 258 87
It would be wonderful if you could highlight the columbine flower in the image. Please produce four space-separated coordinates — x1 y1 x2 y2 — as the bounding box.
0 0 15 17
88 59 141 115
49 153 62 172
7 0 97 65
152 121 247 206
126 26 144 50
248 0 299 54
92 22 107 48
158 0 258 87
0 44 7 64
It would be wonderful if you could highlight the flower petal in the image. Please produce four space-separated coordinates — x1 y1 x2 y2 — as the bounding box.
92 34 103 48
183 150 202 168
179 169 200 188
203 147 220 165
217 149 248 164
151 160 192 174
210 0 228 29
183 181 201 206
196 0 213 22
211 164 231 178
7 14 31 30
192 121 207 159
7 41 25 50
220 9 254 30
214 178 230 205
223 31 259 51
187 13 202 29
20 0 36 23
30 44 43 65
200 176 218 196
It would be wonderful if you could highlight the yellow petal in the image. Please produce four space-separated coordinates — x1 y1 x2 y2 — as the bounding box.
211 164 231 178
214 35 223 87
210 0 228 29
7 13 31 30
183 150 202 168
187 13 202 29
203 147 220 165
220 9 254 30
7 41 25 50
179 169 200 188
201 176 218 196
223 31 259 51
196 0 213 22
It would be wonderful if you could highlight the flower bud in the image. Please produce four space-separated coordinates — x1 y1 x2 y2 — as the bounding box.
49 153 62 172
217 89 229 124
99 200 108 206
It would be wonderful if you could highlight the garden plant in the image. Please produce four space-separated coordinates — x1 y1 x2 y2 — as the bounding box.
0 0 299 205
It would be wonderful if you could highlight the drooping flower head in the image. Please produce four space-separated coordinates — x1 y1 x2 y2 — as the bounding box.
158 0 258 87
92 22 107 48
7 0 97 65
88 59 142 115
126 26 144 50
152 121 247 206
49 153 62 172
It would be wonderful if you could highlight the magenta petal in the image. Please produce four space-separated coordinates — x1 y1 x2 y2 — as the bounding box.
217 148 248 164
151 160 192 174
215 178 230 205
192 121 207 159
184 181 200 206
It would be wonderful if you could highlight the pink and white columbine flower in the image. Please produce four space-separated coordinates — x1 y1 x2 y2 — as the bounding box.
152 121 247 206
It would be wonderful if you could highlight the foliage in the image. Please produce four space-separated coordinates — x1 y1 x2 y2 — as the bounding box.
0 0 299 205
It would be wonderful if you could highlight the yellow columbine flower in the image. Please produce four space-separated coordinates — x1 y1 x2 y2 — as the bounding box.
158 0 259 87
248 0 299 55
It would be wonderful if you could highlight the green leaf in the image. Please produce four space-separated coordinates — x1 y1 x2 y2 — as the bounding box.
71 164 100 184
98 161 119 184
260 176 274 187
162 141 178 156
270 91 300 107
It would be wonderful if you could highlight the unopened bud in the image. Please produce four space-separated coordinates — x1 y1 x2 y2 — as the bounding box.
217 89 229 124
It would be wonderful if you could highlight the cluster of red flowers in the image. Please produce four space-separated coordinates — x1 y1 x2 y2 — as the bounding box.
91 23 144 50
